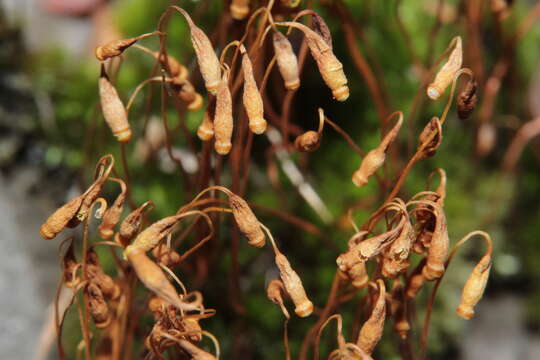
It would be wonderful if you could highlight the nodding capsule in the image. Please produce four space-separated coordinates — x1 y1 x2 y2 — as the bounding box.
273 32 301 91
427 37 462 100
99 65 131 142
213 69 233 155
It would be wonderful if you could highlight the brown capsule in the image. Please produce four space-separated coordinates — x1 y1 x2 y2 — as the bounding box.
131 214 183 253
86 249 121 300
229 193 265 247
173 79 203 111
390 280 410 339
241 50 267 134
95 37 139 61
230 0 250 20
197 109 215 141
86 282 111 329
280 22 349 101
99 65 131 142
40 156 112 239
61 238 79 288
148 296 166 315
353 113 403 186
273 32 300 90
337 216 405 272
267 279 290 319
214 69 233 155
295 108 325 152
176 339 216 360
456 255 492 319
357 280 386 354
457 77 478 120
421 203 449 281
275 252 313 317
40 195 84 240
418 116 443 159
382 220 414 278
151 51 188 81
182 316 204 343
311 12 333 49
152 243 181 267
116 201 153 246
405 258 427 298
98 178 127 239
427 37 462 100
125 245 199 312
295 131 320 152
348 262 369 289
179 8 221 94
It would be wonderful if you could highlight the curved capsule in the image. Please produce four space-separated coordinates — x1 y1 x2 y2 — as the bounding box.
273 32 300 90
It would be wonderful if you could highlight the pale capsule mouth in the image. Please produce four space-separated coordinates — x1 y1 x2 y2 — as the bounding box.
229 4 250 20
115 128 133 142
427 86 441 100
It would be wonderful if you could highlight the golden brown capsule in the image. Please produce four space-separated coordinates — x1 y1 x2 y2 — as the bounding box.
352 112 403 186
40 156 113 239
125 245 199 312
295 108 325 152
178 8 221 94
40 196 84 240
131 214 183 253
421 203 449 281
279 22 349 101
275 252 313 317
214 69 233 155
86 282 111 329
418 116 443 159
173 79 203 111
357 280 386 354
457 77 478 120
99 65 131 142
152 243 181 267
241 49 267 134
151 51 188 81
182 316 204 343
86 249 121 300
348 262 369 289
197 109 215 141
229 193 265 247
405 258 427 298
95 37 139 61
337 216 405 272
116 201 153 247
230 0 250 20
273 32 300 90
98 178 127 239
61 238 79 288
390 280 410 339
427 37 462 100
456 254 491 319
266 279 290 318
95 32 160 62
381 219 414 278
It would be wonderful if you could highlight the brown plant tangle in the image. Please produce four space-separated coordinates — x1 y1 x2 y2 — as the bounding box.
38 2 504 360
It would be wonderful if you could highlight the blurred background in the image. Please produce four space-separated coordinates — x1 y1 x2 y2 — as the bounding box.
1 0 540 359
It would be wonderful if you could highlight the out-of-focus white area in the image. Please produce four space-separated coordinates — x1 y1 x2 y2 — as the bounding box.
1 0 93 56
